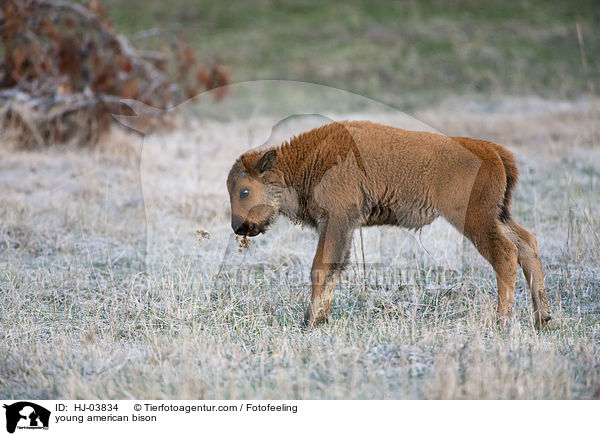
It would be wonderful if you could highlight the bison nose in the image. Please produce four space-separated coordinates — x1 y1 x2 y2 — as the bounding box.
232 215 246 235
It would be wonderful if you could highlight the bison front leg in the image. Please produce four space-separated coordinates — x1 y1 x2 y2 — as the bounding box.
304 219 353 328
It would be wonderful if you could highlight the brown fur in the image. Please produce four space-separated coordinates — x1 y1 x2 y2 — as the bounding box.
227 121 551 329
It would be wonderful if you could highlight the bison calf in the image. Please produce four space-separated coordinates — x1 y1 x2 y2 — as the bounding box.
226 121 551 329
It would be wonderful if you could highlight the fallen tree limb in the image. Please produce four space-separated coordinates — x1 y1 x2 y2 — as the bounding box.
0 0 229 147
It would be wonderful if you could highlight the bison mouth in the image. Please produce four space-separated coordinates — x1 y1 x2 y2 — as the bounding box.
233 215 276 237
234 223 262 237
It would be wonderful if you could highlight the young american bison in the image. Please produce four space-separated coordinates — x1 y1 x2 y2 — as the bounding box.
227 121 551 329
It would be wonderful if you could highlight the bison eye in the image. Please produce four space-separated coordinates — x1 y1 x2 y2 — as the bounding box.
240 188 250 199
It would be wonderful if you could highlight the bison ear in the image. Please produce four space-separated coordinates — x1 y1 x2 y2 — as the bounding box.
240 154 255 173
256 149 277 173
240 149 277 175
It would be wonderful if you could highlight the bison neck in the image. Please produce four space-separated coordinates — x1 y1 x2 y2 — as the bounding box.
275 144 327 228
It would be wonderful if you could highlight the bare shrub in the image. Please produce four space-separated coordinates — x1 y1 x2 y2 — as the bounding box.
0 0 229 147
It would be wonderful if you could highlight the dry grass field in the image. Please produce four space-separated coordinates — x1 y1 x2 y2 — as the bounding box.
1 90 599 399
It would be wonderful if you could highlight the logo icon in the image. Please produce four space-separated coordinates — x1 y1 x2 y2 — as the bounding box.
3 402 50 434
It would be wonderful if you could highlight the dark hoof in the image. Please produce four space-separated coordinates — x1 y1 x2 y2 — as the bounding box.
302 310 329 330
534 313 552 330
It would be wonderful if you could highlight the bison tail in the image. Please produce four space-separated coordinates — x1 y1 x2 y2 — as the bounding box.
494 144 519 223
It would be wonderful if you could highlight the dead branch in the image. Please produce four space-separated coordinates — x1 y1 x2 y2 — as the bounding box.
0 0 229 147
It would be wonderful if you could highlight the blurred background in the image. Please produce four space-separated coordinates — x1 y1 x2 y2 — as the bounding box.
103 0 599 109
2 0 598 145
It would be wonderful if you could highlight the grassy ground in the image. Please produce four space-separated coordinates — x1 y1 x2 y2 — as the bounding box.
1 0 599 400
101 0 600 109
1 96 599 399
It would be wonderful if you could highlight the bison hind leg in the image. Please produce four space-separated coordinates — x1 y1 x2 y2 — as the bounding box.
503 219 551 329
459 211 519 324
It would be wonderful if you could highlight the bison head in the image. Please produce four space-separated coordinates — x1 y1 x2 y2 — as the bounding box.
227 148 282 237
